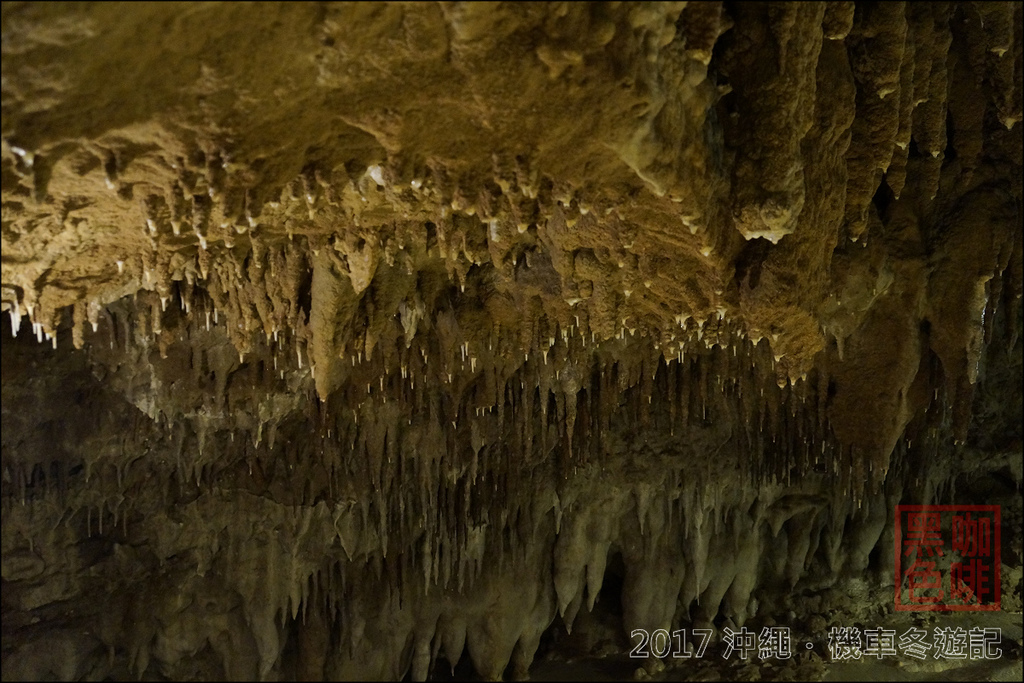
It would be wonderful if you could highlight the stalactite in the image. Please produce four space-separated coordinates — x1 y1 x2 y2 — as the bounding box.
0 4 1019 681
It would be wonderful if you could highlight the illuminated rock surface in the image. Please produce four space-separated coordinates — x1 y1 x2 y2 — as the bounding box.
1 2 1021 680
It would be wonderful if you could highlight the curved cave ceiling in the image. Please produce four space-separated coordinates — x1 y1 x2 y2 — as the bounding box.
1 2 1022 681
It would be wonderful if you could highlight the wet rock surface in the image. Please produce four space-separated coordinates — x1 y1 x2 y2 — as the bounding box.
1 2 1021 680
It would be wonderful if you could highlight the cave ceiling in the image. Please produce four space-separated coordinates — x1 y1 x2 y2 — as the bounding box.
1 2 1022 681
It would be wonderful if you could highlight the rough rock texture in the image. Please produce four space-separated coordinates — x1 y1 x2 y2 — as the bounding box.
1 2 1021 681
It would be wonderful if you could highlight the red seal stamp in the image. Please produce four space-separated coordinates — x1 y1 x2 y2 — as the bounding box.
895 505 1001 611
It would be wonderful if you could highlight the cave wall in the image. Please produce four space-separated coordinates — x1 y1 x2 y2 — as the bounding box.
1 2 1022 680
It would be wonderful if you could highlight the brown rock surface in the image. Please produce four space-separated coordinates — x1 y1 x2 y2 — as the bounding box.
1 2 1021 680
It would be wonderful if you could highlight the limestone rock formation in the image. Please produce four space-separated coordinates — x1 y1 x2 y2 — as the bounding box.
1 2 1021 680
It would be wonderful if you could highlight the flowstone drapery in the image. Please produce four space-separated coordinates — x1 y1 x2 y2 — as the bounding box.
2 2 1021 680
